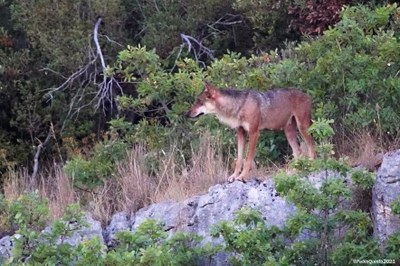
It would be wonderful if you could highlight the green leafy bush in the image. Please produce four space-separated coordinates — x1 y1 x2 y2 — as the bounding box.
211 118 397 265
4 193 218 265
211 207 285 265
5 194 87 265
391 197 400 216
351 169 376 190
295 4 400 135
106 220 218 265
64 138 129 189
101 5 400 175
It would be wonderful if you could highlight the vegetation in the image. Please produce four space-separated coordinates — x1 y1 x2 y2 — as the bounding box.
211 119 399 265
1 1 400 264
0 194 218 265
1 120 399 265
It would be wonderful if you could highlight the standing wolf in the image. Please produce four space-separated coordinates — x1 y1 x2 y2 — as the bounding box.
186 81 315 182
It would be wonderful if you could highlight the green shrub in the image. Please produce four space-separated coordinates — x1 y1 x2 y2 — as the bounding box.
391 197 400 216
351 169 376 190
64 138 129 189
295 4 400 135
212 118 392 265
5 194 89 265
102 5 400 172
4 194 219 265
211 207 285 266
385 232 400 260
106 220 218 266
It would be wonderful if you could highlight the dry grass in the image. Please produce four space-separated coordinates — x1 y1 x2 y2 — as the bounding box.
5 129 398 225
87 144 157 224
2 134 233 225
335 129 400 170
3 168 31 202
3 165 76 221
154 134 229 202
85 134 232 223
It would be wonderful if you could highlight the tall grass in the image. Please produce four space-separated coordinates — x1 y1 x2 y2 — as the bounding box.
2 134 231 225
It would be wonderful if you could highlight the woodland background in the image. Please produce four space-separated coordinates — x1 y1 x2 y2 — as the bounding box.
1 1 400 264
0 0 400 223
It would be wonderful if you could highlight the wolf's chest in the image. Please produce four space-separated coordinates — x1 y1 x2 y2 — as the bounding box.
216 114 250 131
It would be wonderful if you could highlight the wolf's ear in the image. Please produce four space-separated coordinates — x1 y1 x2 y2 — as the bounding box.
204 81 218 98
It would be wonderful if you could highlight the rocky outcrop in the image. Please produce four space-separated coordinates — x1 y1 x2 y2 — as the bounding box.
105 179 296 246
2 150 400 263
0 235 12 262
0 213 103 263
90 178 298 265
58 213 104 246
104 179 297 266
372 150 400 248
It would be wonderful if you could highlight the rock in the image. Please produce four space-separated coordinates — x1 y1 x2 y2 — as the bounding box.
131 200 196 234
104 178 297 265
104 211 131 246
126 179 296 241
187 179 296 243
0 235 12 262
39 212 104 246
372 149 400 248
59 213 104 246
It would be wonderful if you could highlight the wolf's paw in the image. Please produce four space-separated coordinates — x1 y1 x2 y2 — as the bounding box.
235 174 248 183
228 174 238 183
235 178 247 183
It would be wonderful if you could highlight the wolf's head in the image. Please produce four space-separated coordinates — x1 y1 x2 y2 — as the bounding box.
185 81 219 118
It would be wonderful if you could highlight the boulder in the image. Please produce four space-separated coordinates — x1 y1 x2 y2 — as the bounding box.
372 149 400 248
0 235 12 262
57 213 104 246
104 178 296 266
106 179 297 243
103 211 131 246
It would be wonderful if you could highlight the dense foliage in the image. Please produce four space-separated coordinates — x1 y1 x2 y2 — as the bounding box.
1 121 399 265
211 119 399 265
1 0 400 181
0 193 218 265
57 3 400 190
1 2 400 263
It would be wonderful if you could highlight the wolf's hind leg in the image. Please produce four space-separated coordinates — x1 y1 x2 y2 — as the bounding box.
294 111 315 160
284 118 301 158
298 125 315 160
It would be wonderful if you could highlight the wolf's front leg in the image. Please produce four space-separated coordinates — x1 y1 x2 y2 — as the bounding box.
235 129 259 182
228 127 245 182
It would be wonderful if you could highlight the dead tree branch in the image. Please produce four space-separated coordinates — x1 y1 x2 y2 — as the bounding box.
34 17 123 180
177 14 243 69
31 128 52 183
180 33 215 67
207 14 243 32
45 16 122 116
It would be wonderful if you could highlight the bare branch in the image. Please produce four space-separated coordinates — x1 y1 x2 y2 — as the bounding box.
45 16 123 116
177 14 243 68
208 14 243 32
99 34 124 47
180 33 215 66
93 17 106 71
31 127 53 183
40 68 68 79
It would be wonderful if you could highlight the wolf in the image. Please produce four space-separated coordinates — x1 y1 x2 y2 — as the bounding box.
186 81 315 182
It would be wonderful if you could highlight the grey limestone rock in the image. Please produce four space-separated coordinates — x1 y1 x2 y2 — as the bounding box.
372 149 400 248
0 235 12 262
